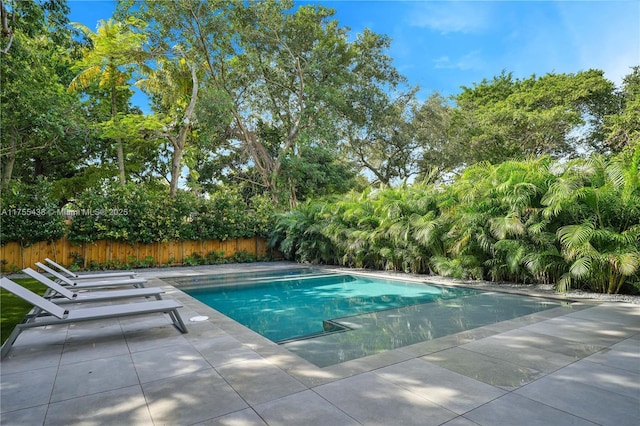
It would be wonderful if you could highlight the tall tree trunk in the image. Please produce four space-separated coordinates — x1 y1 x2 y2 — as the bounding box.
116 140 126 185
169 146 182 198
169 64 199 197
111 83 126 185
0 130 17 189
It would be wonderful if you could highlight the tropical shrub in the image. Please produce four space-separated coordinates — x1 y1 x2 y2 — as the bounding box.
68 181 277 244
442 157 565 283
269 150 640 294
270 183 444 273
0 180 67 245
68 182 187 244
545 150 640 293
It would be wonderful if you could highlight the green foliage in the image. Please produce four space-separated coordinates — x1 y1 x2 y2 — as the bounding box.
67 181 277 244
426 70 618 172
546 148 640 293
279 145 360 202
604 66 640 151
0 260 20 274
6 2 639 293
125 0 403 205
1 8 90 190
270 183 444 272
0 180 67 245
68 182 180 244
270 151 640 294
69 17 151 185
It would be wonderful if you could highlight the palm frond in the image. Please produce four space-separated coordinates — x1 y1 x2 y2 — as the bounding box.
557 222 594 249
68 65 102 92
569 256 592 279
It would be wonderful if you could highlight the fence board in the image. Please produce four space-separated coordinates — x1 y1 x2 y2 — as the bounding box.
1 237 268 271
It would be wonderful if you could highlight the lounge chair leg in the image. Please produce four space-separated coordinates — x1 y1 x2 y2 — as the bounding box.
1 326 23 359
168 310 188 333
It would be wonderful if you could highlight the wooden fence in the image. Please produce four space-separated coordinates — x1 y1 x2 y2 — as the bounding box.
0 236 268 271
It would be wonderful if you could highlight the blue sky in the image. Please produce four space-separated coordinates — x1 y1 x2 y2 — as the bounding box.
69 0 639 103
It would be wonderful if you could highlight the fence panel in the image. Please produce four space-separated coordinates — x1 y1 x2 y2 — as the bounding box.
1 237 268 271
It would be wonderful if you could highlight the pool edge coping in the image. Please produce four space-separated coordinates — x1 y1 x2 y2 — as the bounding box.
152 264 601 386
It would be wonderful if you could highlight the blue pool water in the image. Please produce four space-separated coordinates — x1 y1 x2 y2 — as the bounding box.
182 273 479 342
176 269 564 367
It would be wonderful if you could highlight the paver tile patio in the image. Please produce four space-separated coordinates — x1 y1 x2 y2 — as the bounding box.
1 264 638 426
191 408 268 426
463 393 598 426
216 358 308 405
131 343 211 383
374 358 506 414
141 368 248 425
44 385 153 426
314 372 458 425
253 390 360 426
0 404 48 426
515 374 640 426
50 354 139 402
583 337 640 373
0 366 57 413
421 347 545 390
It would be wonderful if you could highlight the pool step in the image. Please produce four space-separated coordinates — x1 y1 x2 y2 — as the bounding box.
276 319 352 344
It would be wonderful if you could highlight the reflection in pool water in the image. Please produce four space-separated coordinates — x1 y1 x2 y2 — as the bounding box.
177 270 564 367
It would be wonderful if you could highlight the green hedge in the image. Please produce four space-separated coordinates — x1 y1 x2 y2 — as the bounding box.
67 183 275 244
0 179 66 245
270 148 640 294
1 181 275 246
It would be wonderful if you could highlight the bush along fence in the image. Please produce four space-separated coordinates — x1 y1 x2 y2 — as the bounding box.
0 181 278 271
0 236 270 272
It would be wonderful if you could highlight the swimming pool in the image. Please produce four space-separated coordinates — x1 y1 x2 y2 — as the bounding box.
176 269 564 367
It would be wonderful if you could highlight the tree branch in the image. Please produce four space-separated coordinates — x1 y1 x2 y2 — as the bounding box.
0 0 14 54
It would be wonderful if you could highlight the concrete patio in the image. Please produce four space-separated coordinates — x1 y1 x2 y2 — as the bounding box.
1 263 639 425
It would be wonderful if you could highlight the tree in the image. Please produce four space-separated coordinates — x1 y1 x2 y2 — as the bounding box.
1 0 72 55
605 66 640 151
137 56 200 197
341 89 421 185
279 145 361 203
124 0 404 205
68 18 149 185
440 70 617 169
0 0 89 191
414 93 453 176
0 179 66 245
546 150 640 293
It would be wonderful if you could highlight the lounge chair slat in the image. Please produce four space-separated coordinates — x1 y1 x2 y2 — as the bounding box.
0 278 67 319
22 268 164 304
23 268 76 299
64 300 182 320
35 262 146 288
45 258 137 280
0 277 187 359
60 288 163 303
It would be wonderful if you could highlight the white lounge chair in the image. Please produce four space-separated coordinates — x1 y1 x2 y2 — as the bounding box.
23 268 164 305
44 258 137 280
0 277 187 359
35 262 146 288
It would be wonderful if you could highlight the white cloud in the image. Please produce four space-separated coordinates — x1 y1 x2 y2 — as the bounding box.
408 1 492 34
433 50 486 71
556 1 640 86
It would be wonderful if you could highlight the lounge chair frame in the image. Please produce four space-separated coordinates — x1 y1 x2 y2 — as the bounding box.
44 258 137 280
35 262 146 288
0 277 187 359
23 268 164 304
